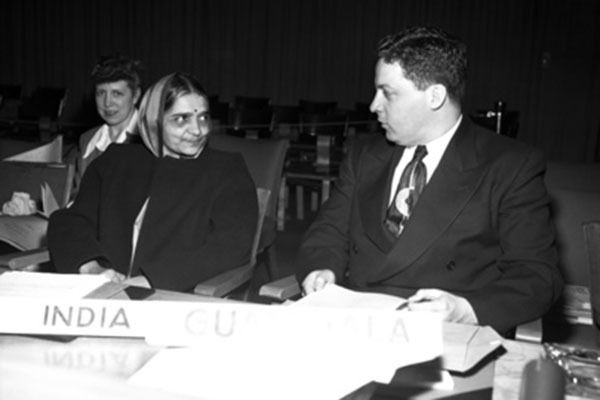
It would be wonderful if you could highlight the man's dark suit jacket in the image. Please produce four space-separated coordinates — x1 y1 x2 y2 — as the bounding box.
296 119 563 334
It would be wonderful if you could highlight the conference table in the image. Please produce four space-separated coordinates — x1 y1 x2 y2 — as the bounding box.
0 287 596 400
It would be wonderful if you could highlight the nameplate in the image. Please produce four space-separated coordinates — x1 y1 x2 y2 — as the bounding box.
0 298 442 362
0 297 147 337
143 301 441 347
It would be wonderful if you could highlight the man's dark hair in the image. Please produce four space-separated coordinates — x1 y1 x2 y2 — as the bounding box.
91 54 142 92
377 26 467 103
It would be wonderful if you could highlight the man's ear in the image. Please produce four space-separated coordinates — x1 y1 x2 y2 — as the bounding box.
427 84 447 110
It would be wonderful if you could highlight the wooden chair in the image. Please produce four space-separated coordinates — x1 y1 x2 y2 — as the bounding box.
545 162 600 286
229 107 273 138
270 105 300 139
0 84 22 120
19 87 68 122
298 99 337 115
194 188 270 299
347 102 380 136
1 135 63 162
583 221 600 330
207 95 230 132
1 189 271 299
233 95 270 110
209 134 290 280
0 161 74 270
285 111 347 220
16 86 68 140
227 96 272 138
0 160 73 209
517 162 600 342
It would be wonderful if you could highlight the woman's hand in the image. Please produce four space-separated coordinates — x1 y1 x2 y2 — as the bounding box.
302 269 336 295
78 260 126 283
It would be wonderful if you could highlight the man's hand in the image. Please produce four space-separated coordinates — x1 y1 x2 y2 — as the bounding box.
406 289 478 324
79 260 126 283
302 269 336 295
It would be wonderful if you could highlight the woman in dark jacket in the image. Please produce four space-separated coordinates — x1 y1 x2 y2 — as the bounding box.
49 73 257 292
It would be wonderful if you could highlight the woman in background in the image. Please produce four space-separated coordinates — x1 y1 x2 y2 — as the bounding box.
49 73 257 292
73 55 143 196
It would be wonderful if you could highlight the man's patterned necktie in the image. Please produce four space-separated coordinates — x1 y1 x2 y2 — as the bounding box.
384 145 428 237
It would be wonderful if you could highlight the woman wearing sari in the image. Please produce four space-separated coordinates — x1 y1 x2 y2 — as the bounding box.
48 73 257 292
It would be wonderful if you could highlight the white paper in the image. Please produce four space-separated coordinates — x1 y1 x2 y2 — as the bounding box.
0 271 109 299
292 283 406 309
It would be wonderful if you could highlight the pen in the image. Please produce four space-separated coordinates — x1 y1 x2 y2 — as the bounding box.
396 298 428 311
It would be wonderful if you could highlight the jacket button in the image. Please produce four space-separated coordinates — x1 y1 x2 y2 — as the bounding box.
352 244 358 254
446 261 455 271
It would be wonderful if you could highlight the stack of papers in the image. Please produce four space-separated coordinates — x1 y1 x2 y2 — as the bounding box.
291 283 406 309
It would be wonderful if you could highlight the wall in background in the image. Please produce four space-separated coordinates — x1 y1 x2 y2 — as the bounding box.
1 0 599 161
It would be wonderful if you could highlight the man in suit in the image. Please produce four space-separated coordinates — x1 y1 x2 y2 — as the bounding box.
297 26 563 335
71 55 143 196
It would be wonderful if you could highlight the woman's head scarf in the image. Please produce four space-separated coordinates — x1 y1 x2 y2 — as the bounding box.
137 73 173 157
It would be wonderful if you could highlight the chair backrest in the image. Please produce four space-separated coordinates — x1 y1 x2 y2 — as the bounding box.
0 161 74 209
19 86 68 121
230 107 273 132
545 162 600 285
298 99 337 115
193 188 270 298
208 95 230 126
250 188 271 266
209 134 290 220
270 105 300 138
234 96 271 110
347 102 379 136
0 84 22 100
299 112 348 137
0 84 22 120
583 221 600 286
2 135 63 163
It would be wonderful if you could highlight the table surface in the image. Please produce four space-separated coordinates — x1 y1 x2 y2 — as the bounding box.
0 288 597 400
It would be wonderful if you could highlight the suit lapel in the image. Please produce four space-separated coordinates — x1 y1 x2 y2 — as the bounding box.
359 140 403 253
373 120 487 281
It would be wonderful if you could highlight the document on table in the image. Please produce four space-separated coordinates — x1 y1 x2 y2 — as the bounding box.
131 291 445 400
291 283 406 309
291 284 502 373
0 271 109 299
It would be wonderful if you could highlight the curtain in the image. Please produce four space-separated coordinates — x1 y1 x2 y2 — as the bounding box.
1 0 599 162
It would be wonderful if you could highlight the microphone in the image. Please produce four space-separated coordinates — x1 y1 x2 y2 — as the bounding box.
519 358 566 400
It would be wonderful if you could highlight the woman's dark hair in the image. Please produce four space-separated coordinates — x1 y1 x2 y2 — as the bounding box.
91 54 143 92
